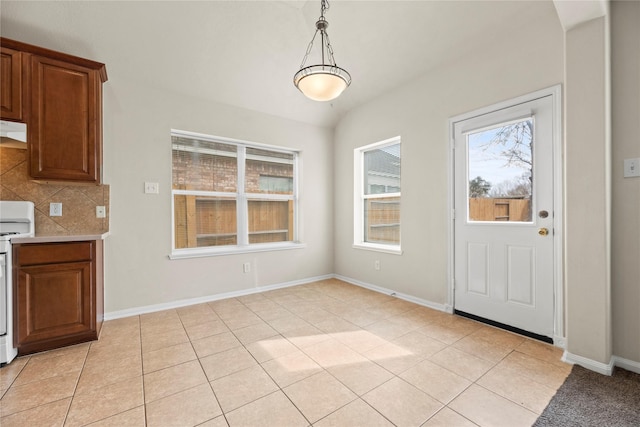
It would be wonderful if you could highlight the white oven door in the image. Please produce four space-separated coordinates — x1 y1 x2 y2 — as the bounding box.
0 253 6 336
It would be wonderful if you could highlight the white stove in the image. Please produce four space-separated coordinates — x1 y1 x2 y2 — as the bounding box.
0 201 35 365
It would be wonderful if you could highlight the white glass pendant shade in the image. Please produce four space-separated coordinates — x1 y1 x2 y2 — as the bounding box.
294 65 351 102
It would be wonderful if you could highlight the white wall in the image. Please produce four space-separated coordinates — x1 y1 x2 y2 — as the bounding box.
101 80 334 314
564 15 611 366
1 3 335 315
611 0 640 365
333 7 564 306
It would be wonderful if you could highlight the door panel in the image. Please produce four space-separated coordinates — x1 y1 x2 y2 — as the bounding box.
507 245 534 305
454 95 555 338
467 243 489 295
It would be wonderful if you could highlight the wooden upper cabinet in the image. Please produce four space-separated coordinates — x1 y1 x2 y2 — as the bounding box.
29 55 103 182
0 37 107 183
0 46 23 120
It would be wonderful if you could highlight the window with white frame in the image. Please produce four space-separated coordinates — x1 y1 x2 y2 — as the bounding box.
171 130 299 257
354 137 401 252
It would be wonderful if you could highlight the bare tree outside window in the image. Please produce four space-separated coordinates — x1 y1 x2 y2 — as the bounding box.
467 119 533 222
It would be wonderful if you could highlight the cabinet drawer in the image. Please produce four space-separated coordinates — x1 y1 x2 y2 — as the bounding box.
16 241 94 266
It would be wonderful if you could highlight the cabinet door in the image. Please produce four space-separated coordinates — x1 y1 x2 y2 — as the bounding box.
29 54 102 182
15 261 95 353
0 47 23 120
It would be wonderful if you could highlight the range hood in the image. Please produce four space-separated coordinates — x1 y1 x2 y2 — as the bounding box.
0 120 27 145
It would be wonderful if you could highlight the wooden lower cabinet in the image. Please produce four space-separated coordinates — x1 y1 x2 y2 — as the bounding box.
13 240 104 355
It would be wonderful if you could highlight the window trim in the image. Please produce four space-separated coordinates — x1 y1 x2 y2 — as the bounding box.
170 129 302 259
353 136 402 254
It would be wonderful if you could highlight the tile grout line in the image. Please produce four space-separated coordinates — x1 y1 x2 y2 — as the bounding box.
0 353 30 401
182 305 231 427
60 343 90 426
221 294 358 425
262 290 435 425
0 342 94 424
136 315 148 427
233 296 315 426
231 293 437 426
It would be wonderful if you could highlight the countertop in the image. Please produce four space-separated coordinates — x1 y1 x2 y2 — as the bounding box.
12 232 110 244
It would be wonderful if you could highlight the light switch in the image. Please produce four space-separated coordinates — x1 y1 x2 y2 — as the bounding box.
624 158 640 178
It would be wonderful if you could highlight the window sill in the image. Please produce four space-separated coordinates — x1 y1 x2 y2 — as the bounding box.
352 243 403 255
169 242 307 260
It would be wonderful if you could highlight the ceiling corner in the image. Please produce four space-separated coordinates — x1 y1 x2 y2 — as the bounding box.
553 0 608 31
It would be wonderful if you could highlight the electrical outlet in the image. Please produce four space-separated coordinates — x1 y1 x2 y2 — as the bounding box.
96 206 106 218
50 203 62 217
374 260 381 271
144 182 159 194
243 262 251 273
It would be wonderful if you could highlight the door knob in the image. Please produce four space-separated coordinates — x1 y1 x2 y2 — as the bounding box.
538 228 549 236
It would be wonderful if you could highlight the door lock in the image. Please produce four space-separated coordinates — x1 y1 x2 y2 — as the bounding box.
538 228 549 236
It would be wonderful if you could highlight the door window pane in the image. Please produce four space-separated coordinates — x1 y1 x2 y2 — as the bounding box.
467 119 533 222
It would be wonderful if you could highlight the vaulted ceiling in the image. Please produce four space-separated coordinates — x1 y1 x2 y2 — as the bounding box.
1 1 565 128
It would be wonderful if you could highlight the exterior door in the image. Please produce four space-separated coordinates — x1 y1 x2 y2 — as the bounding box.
453 94 555 339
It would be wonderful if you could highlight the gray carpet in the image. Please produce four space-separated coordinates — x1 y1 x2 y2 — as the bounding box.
534 365 640 427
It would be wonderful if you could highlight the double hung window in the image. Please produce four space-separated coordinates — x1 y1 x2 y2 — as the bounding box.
171 130 299 258
354 137 402 253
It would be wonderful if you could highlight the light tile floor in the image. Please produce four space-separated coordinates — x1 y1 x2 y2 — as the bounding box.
0 279 571 426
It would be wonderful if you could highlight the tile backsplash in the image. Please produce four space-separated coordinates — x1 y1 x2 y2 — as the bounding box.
0 146 109 236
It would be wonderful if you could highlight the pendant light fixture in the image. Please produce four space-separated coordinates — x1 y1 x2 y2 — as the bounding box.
294 0 351 102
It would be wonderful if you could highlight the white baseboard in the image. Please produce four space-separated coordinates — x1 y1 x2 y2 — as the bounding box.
612 356 640 375
103 274 334 321
562 351 640 376
105 273 448 321
562 351 615 376
334 274 449 313
553 335 567 349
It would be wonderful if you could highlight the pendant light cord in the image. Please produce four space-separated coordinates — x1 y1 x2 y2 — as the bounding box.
298 0 339 70
321 0 329 15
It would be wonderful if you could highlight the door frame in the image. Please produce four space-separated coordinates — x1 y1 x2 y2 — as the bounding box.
447 85 565 347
